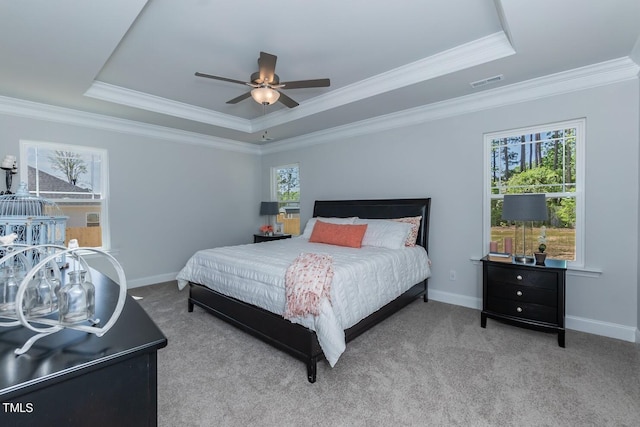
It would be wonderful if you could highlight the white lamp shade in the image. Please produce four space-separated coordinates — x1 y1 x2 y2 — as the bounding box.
251 87 280 105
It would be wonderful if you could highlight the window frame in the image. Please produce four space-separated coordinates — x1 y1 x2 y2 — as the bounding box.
19 140 110 250
271 163 300 235
482 118 585 268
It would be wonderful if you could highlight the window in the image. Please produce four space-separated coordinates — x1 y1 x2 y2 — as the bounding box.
484 119 584 266
272 164 300 235
20 141 109 249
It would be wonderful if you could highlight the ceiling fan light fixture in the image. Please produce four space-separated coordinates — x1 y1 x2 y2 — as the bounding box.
195 51 329 108
251 87 280 105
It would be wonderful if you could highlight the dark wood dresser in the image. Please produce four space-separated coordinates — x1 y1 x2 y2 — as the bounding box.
0 268 167 426
481 256 567 347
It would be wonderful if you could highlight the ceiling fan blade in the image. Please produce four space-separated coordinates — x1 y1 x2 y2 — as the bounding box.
280 78 330 89
258 52 277 84
195 72 248 86
277 91 299 108
226 91 252 104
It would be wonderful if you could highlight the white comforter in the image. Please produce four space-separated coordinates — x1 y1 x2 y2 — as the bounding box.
176 237 431 366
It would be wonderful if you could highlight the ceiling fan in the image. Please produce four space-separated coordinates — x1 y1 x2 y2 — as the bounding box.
195 51 330 108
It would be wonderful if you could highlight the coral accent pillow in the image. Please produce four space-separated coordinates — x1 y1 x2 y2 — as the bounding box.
301 217 357 238
391 216 422 247
308 221 368 248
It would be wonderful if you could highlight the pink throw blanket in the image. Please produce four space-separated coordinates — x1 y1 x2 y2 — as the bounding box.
284 253 334 319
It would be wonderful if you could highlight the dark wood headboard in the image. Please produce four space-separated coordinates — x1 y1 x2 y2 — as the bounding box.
312 198 431 253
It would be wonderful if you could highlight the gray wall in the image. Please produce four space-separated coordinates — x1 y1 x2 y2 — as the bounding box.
0 113 261 287
261 80 640 342
0 77 637 343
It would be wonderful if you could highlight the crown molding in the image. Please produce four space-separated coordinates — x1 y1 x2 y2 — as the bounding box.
253 31 515 131
261 57 639 154
1 56 636 158
0 95 261 155
84 32 515 134
84 81 251 132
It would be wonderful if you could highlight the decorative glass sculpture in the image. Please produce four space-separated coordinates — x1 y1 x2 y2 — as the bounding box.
58 270 94 324
0 266 19 313
0 244 127 355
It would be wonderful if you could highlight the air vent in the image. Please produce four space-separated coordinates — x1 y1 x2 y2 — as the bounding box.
470 74 504 88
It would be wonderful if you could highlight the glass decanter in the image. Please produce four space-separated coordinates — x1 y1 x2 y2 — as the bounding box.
0 266 19 314
58 270 94 323
25 268 58 317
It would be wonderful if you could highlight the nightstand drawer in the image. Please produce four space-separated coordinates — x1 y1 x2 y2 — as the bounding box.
486 264 558 290
486 296 557 324
487 281 557 307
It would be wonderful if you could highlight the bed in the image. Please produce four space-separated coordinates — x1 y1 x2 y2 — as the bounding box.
177 198 431 382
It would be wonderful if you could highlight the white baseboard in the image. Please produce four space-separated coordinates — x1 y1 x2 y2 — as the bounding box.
427 288 638 344
565 315 639 343
127 272 178 289
428 288 482 310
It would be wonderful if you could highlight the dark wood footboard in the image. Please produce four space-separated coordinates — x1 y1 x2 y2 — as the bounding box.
189 278 428 383
189 282 324 382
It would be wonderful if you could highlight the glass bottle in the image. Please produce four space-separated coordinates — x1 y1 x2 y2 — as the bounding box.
58 270 92 323
25 268 58 317
79 270 95 320
0 266 19 314
12 258 28 284
48 267 61 297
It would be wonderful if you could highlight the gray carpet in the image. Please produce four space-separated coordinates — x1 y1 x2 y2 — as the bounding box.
131 282 640 427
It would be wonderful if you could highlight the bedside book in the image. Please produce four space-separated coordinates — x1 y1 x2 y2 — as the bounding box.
487 252 512 263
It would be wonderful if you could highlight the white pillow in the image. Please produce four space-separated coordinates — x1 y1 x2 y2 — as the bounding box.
301 217 357 238
355 218 412 249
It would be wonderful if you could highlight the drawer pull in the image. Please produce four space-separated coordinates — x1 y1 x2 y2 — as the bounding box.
516 307 523 313
516 290 523 297
516 275 523 281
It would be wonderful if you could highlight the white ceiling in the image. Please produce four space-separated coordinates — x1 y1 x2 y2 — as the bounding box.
1 0 639 146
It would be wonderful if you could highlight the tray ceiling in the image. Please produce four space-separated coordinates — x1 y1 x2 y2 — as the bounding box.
1 0 639 146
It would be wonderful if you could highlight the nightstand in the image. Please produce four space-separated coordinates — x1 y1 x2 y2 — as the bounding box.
253 233 292 243
480 256 567 347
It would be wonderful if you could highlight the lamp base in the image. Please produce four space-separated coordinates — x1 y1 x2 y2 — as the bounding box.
513 254 534 264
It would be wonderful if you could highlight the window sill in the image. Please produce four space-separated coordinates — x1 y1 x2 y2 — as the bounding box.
566 265 602 278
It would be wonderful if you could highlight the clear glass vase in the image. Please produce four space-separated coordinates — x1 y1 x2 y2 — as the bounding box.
0 266 19 314
25 268 58 317
58 270 94 324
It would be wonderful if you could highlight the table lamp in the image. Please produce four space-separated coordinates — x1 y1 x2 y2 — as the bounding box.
259 201 279 234
501 194 548 263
